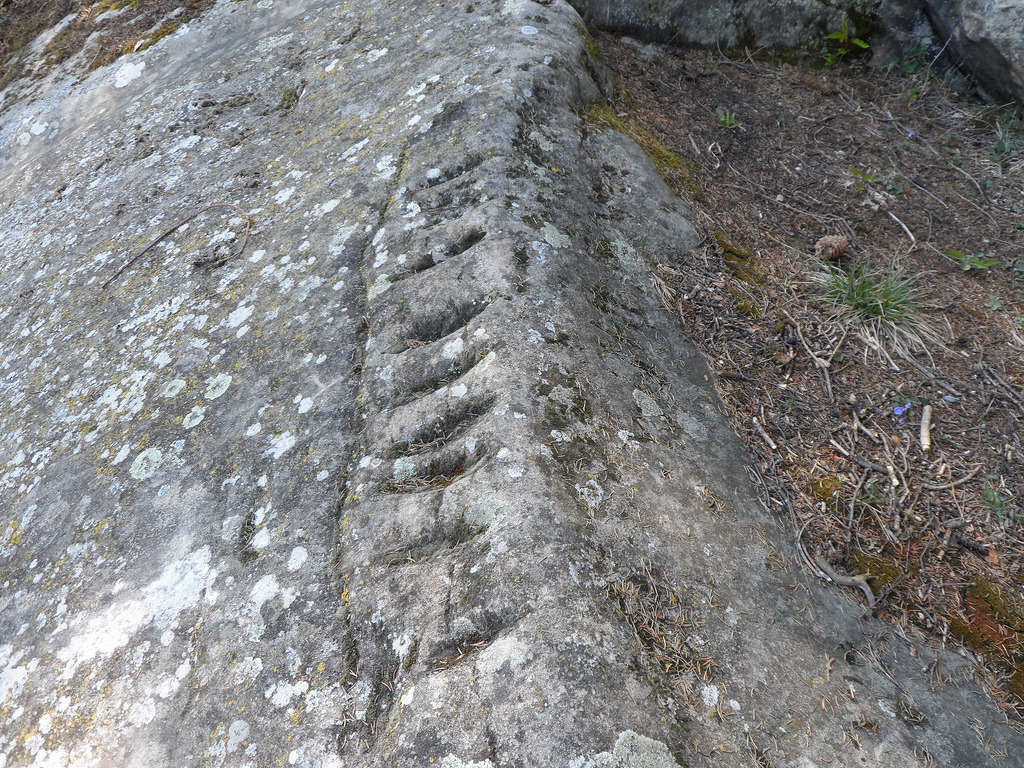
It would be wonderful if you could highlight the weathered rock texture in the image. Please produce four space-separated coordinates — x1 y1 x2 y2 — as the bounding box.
568 0 875 48
915 0 1024 104
570 0 1024 105
1 1 1022 767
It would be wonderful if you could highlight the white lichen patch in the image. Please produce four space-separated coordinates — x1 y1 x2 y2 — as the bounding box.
265 431 297 459
632 389 663 421
375 155 397 180
392 632 415 662
251 527 271 550
55 547 215 681
701 684 720 709
440 755 494 768
442 337 464 358
273 186 296 204
476 350 496 372
610 237 643 270
230 656 263 687
0 645 37 705
129 448 164 480
309 199 340 217
267 679 309 707
367 273 391 300
183 406 207 429
204 373 232 400
576 730 678 768
250 574 280 610
226 719 250 753
541 222 570 248
114 60 146 88
226 304 254 329
500 0 527 14
342 137 369 160
112 444 132 465
127 697 157 726
287 547 308 572
392 457 415 482
574 479 604 509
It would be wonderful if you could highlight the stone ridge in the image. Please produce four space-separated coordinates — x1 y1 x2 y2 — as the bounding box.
0 1 1021 767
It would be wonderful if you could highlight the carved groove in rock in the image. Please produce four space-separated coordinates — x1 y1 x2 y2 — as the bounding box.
396 296 492 350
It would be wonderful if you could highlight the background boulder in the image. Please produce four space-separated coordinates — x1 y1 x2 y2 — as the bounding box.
914 0 1024 104
569 0 1024 104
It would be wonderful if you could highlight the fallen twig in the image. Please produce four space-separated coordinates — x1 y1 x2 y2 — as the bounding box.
752 417 778 450
102 203 252 289
920 404 933 454
887 211 915 245
923 464 984 491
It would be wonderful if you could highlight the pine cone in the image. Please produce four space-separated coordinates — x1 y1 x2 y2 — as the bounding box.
815 234 850 261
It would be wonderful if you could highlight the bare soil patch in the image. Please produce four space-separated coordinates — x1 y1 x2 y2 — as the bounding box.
590 31 1024 715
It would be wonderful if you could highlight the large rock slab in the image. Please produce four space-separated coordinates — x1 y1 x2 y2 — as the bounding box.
1 1 1022 766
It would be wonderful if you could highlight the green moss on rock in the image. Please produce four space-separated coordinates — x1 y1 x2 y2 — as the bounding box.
586 103 699 195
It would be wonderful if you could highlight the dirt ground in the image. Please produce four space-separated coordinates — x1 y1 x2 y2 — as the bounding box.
589 31 1024 716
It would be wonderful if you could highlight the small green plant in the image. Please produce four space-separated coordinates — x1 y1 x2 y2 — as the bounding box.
883 171 903 196
806 260 940 357
993 116 1024 169
849 166 875 190
859 480 885 506
716 108 742 130
946 250 1000 272
821 15 869 66
849 166 903 195
848 166 896 209
821 49 842 68
994 135 1020 159
983 480 1007 518
888 44 928 75
986 294 1004 311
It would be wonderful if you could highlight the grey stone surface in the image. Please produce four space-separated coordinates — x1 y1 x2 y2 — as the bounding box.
914 0 1024 104
1 1 1022 767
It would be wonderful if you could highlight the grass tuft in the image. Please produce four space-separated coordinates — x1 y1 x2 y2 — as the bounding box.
806 260 941 358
